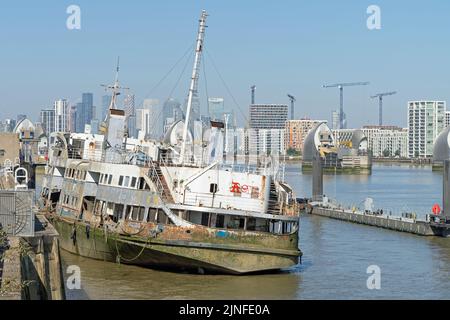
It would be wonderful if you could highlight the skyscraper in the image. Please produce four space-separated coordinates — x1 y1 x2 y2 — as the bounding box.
54 99 68 132
332 110 340 130
101 95 112 121
124 93 136 138
90 119 100 134
407 101 446 158
68 105 77 133
208 97 225 121
83 93 94 124
143 99 163 139
76 102 84 133
40 109 55 135
162 98 183 134
75 93 95 133
136 108 150 138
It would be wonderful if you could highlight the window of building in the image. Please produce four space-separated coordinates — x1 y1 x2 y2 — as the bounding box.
108 175 113 185
131 177 137 188
118 176 124 186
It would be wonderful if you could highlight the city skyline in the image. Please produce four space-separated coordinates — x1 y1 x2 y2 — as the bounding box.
2 1 450 129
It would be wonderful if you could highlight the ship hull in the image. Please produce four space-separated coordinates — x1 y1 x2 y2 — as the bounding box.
49 214 301 275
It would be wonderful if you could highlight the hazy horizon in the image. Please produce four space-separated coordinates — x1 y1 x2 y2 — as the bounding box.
2 0 450 128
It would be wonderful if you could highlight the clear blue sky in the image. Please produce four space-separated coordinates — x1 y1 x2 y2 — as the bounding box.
1 0 450 128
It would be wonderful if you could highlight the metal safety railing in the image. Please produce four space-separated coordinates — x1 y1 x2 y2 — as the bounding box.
0 190 35 237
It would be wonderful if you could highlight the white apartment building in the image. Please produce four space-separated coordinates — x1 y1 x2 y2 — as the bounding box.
249 104 288 129
362 126 408 158
407 101 445 158
40 109 55 135
224 128 286 159
54 99 68 133
247 128 285 156
331 111 339 130
332 129 356 147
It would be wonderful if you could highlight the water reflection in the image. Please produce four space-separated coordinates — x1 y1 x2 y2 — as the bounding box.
61 250 301 300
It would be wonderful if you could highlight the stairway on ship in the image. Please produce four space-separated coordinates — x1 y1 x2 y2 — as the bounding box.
151 166 174 203
267 181 281 215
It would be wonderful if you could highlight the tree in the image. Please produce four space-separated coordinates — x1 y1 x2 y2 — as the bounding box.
394 149 401 157
287 148 301 157
383 149 391 157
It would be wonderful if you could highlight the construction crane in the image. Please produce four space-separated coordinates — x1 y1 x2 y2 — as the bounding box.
287 94 296 120
322 82 370 129
370 91 397 126
251 85 256 105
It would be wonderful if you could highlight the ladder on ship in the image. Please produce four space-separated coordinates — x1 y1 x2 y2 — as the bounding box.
149 165 174 203
143 162 191 227
267 180 282 215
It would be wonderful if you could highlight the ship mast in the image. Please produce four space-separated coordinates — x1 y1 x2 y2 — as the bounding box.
179 10 208 164
101 57 130 114
100 57 130 154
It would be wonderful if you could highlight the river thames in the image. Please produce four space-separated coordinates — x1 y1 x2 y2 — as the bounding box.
52 163 449 300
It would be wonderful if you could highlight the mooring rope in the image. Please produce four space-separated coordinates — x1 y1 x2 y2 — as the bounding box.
114 233 153 263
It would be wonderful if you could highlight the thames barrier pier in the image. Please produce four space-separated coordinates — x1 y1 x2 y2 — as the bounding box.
0 165 65 300
305 123 450 238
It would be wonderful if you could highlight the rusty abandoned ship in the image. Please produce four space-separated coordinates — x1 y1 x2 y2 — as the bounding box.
39 10 301 274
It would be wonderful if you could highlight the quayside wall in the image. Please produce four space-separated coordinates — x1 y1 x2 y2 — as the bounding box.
0 215 66 300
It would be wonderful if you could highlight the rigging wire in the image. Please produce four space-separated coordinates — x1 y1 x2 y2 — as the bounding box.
202 52 210 118
148 46 195 138
204 48 249 126
137 43 195 109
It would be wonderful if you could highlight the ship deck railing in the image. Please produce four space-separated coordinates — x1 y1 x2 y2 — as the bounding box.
315 199 430 224
60 147 278 177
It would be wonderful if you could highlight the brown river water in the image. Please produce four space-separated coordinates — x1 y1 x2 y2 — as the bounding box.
37 164 450 299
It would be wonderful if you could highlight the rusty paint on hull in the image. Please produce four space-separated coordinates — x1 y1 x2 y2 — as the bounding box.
47 213 301 274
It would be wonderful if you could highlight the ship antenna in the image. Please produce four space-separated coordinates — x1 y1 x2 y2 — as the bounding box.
179 10 208 164
101 56 130 112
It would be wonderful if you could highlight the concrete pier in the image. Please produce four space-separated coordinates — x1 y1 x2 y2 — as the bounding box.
0 214 65 300
0 238 22 300
307 204 439 236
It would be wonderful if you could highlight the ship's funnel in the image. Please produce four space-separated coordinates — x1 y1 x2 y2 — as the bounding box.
433 126 450 218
